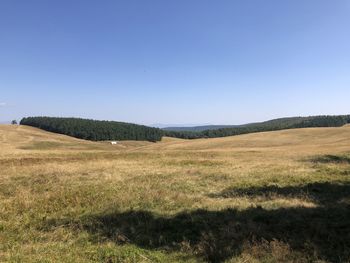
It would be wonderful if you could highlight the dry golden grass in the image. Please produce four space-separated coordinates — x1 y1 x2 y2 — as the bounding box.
1 125 350 262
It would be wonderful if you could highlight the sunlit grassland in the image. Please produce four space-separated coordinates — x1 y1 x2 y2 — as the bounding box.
1 125 350 262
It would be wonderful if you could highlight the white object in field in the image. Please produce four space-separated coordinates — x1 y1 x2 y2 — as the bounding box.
111 141 118 145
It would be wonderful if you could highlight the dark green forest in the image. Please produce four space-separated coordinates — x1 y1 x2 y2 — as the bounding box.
20 117 163 142
21 115 350 142
163 115 350 139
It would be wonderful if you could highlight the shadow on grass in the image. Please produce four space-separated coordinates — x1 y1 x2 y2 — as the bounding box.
209 182 350 205
309 154 350 164
43 182 350 262
40 151 350 262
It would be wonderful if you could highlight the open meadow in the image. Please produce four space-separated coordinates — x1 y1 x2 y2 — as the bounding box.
1 125 350 262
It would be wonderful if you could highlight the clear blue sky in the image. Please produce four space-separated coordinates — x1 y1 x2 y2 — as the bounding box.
1 1 349 126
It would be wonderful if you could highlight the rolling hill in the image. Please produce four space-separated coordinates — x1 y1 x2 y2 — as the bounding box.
0 125 152 154
1 124 350 262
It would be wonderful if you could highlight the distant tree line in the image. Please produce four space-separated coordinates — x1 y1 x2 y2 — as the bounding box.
20 117 163 142
20 115 350 142
164 115 350 139
163 125 238 132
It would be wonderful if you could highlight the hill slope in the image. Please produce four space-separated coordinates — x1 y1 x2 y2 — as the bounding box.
4 123 350 155
145 125 350 157
0 125 152 154
1 124 350 262
159 126 350 152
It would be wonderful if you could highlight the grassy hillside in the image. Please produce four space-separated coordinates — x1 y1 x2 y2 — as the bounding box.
1 125 350 262
0 125 152 154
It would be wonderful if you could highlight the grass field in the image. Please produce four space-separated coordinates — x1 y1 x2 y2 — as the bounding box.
1 125 350 262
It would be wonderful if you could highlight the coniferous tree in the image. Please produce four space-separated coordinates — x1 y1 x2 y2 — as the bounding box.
20 117 163 142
